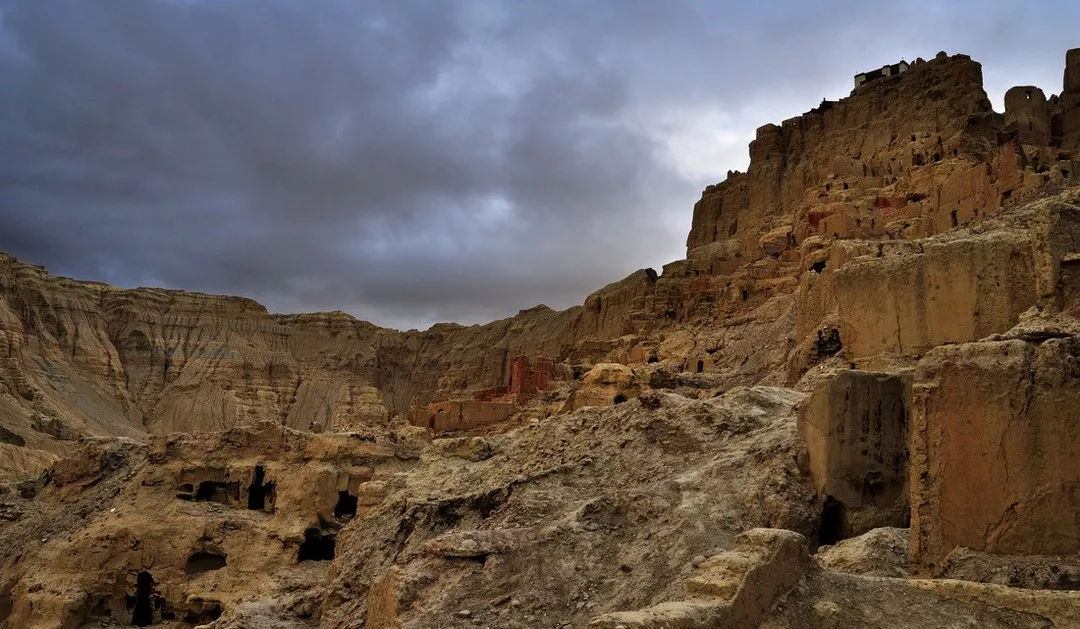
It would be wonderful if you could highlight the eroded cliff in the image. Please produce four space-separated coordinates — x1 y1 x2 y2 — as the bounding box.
4 48 1080 629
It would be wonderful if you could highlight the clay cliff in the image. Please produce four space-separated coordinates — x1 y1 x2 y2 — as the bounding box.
0 254 657 468
4 48 1080 629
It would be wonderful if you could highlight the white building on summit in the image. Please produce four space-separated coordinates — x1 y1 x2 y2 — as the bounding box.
854 60 910 88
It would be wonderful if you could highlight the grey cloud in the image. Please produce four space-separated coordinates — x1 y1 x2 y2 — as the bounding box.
1 1 1078 329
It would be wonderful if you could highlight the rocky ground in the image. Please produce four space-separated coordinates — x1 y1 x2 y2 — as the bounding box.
0 387 818 627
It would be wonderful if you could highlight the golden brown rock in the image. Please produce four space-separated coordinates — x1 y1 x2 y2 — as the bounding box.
799 370 910 540
910 335 1080 574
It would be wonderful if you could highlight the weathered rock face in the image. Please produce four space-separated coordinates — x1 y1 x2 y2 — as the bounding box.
941 547 1080 590
3 51 1080 470
816 527 910 578
799 370 910 541
687 51 1080 267
7 47 1080 629
0 421 429 628
1006 86 1051 146
835 216 1036 358
0 253 665 469
0 388 818 629
910 335 1080 574
687 54 999 259
562 362 640 411
321 387 817 629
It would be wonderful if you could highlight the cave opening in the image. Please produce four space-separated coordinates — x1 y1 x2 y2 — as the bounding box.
247 465 275 511
185 551 227 576
613 394 628 404
194 483 213 501
0 580 11 624
297 527 336 562
809 260 826 274
696 360 704 373
131 570 154 627
334 490 359 520
819 496 846 545
194 480 239 504
815 329 843 358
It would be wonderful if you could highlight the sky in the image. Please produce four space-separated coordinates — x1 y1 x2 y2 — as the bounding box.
1 1 1077 330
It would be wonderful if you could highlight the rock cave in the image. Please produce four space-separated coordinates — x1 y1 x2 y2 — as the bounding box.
193 479 239 504
297 527 336 562
185 550 227 575
130 570 154 627
247 464 275 511
334 490 358 519
818 496 846 546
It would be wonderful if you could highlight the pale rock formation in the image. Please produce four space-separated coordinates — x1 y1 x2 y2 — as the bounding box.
1006 86 1051 146
816 527 910 578
798 370 910 540
910 332 1080 574
562 362 640 410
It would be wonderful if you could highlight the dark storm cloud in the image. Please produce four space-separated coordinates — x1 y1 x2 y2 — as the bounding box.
1 1 1078 329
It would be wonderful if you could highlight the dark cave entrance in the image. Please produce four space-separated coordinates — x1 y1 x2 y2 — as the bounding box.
815 329 843 359
0 580 11 624
194 480 239 504
130 570 154 627
297 527 336 562
247 465 275 511
696 360 704 373
194 481 215 501
613 394 628 404
334 490 358 520
819 496 846 545
185 551 227 576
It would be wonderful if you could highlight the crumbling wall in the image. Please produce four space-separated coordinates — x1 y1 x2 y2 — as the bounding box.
409 400 515 432
1005 86 1051 146
910 337 1080 574
1060 48 1080 149
507 355 554 398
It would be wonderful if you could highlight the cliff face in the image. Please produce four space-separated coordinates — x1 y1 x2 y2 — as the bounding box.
8 48 1080 629
3 51 1080 472
0 249 662 460
687 51 1080 262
